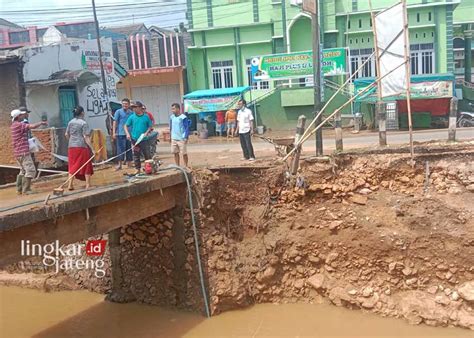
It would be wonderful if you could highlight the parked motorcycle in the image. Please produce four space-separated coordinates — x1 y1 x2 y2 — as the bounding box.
457 111 474 127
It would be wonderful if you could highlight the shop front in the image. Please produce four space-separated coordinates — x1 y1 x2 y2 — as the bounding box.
354 74 455 129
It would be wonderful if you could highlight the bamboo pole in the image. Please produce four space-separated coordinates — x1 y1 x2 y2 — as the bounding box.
293 50 376 150
402 0 415 165
368 0 387 146
283 60 407 161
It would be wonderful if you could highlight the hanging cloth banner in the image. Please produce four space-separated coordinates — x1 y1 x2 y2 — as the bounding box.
184 95 241 114
374 2 407 97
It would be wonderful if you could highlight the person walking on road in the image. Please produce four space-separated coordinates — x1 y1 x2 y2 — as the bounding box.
235 99 255 161
65 106 95 190
225 108 237 138
124 101 153 175
112 98 133 170
10 108 48 194
169 103 190 167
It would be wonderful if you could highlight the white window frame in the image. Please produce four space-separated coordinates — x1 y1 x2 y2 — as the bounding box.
349 48 375 79
245 59 269 90
211 60 234 89
410 43 434 75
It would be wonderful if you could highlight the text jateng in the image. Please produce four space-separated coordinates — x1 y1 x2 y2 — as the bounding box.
20 239 107 278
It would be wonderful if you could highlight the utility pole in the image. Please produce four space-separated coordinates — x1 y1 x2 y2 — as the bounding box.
310 0 323 156
92 0 111 135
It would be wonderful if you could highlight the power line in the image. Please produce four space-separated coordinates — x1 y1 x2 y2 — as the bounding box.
0 0 183 13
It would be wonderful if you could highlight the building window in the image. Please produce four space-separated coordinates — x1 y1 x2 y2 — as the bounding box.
410 43 434 75
246 59 269 90
411 52 419 75
359 19 362 28
428 12 432 21
211 60 234 89
416 13 420 22
350 48 375 79
9 31 30 44
370 18 372 27
348 20 351 29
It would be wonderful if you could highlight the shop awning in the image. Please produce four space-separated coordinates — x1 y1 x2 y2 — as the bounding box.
184 86 250 99
183 86 250 113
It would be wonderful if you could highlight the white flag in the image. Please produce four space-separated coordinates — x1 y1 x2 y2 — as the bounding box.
374 2 407 97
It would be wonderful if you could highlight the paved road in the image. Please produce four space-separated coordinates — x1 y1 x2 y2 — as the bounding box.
158 128 474 154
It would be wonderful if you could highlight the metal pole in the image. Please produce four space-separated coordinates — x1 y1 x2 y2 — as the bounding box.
369 0 387 146
402 0 414 164
92 0 111 135
312 1 323 156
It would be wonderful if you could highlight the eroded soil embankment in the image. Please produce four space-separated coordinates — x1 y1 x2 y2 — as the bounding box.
194 148 474 329
2 145 474 330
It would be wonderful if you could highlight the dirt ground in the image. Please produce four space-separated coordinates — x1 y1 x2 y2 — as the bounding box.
2 141 474 330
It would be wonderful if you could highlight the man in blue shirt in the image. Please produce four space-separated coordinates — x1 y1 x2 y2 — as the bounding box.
169 103 190 167
112 98 133 170
124 101 153 174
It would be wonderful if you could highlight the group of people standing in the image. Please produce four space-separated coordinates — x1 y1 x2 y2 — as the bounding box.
10 97 254 195
112 98 190 172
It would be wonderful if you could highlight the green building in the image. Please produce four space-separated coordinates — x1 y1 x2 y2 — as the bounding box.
185 0 474 130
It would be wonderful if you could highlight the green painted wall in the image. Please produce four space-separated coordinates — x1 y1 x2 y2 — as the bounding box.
289 16 312 52
435 5 447 73
186 0 470 129
187 49 207 90
454 0 474 25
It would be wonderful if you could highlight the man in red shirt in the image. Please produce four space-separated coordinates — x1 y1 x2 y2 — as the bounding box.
10 108 47 194
216 110 225 137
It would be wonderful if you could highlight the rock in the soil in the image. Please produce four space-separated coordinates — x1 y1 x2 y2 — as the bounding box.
360 293 379 309
307 273 325 290
358 188 372 195
362 286 374 297
457 281 474 302
350 194 367 205
329 221 343 231
294 279 305 289
466 184 474 192
399 176 410 183
447 186 463 194
134 230 146 241
451 291 460 301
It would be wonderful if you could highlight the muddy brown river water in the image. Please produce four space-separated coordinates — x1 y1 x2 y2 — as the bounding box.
1 287 472 338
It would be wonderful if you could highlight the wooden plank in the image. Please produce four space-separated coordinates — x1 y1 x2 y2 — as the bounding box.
0 187 177 267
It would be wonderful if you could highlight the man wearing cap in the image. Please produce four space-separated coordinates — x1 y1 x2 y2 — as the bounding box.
10 108 47 194
112 98 133 170
124 101 153 175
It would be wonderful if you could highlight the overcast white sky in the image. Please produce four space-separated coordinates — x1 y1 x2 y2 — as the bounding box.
0 0 186 29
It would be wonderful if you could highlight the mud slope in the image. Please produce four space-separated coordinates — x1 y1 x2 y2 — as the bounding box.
195 146 474 329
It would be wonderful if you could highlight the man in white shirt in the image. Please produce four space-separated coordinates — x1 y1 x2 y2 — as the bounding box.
235 99 255 161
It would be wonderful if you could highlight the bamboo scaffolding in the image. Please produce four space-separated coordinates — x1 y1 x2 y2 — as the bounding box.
282 60 408 161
